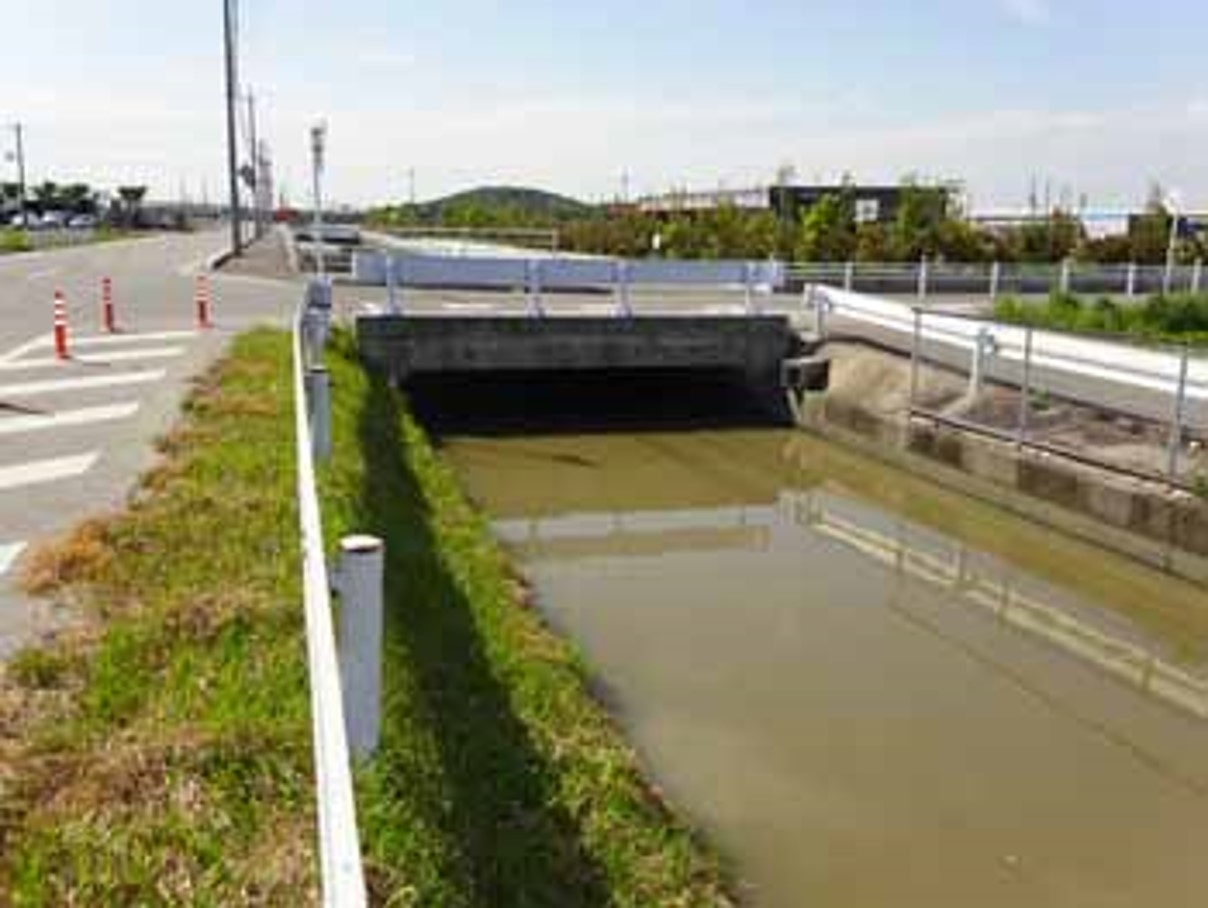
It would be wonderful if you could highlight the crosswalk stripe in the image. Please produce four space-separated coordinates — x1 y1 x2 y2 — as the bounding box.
0 335 48 365
0 452 99 492
0 370 166 398
0 542 26 578
28 330 197 350
0 347 186 372
0 402 140 436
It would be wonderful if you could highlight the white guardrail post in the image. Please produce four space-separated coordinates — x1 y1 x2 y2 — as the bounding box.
307 366 332 463
615 259 633 317
909 307 922 410
916 257 929 301
527 259 544 317
386 254 401 315
1059 258 1072 295
1017 325 1035 449
293 299 368 907
1126 262 1138 299
335 536 385 760
744 262 757 314
843 260 855 292
1192 259 1204 295
1167 346 1191 482
989 261 1001 300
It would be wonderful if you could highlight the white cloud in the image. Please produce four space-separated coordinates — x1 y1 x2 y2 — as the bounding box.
1001 0 1051 24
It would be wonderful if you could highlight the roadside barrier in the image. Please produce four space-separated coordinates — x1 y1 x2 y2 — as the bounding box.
294 278 381 905
53 290 69 359
101 277 116 333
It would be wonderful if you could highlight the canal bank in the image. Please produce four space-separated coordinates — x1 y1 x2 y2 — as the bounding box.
425 381 1208 907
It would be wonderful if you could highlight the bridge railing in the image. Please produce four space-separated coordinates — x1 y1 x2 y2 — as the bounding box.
807 284 1207 489
788 259 1205 299
352 251 786 316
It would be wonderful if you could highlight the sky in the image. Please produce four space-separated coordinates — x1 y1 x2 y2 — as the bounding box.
1 0 1206 212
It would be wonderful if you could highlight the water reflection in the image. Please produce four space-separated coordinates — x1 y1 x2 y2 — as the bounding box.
444 428 1208 907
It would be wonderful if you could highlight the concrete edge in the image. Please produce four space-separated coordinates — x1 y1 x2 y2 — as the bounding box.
803 399 1208 587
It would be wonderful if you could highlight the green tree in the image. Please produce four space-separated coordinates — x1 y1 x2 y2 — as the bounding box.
795 193 855 261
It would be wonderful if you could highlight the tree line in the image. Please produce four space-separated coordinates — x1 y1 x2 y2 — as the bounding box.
368 182 1205 265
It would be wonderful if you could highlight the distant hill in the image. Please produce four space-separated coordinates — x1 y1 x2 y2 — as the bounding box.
416 186 595 223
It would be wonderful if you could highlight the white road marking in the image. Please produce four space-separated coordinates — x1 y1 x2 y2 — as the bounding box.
24 267 61 281
0 369 166 399
0 402 140 436
0 452 99 492
443 302 496 312
0 542 26 577
0 335 48 365
0 347 186 372
359 302 384 315
27 330 196 350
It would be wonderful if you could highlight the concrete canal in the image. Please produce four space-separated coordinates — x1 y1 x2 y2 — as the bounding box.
416 376 1208 907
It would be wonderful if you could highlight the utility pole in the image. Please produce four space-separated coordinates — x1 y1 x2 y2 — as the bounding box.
223 0 242 256
246 89 261 239
311 122 327 278
10 123 28 228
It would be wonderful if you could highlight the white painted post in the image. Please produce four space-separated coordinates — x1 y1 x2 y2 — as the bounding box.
1192 259 1203 295
336 535 384 761
1126 262 1138 299
1059 258 1072 295
744 262 756 314
917 256 929 301
616 259 633 317
812 286 828 339
909 307 922 411
1017 326 1034 450
843 260 855 292
527 259 544 317
307 366 331 463
989 261 1001 300
969 327 995 397
1167 346 1191 482
386 255 401 315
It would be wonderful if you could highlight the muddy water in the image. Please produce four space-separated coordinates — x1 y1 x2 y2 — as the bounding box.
442 426 1208 908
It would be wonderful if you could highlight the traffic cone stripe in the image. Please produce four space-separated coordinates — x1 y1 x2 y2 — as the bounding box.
53 291 69 360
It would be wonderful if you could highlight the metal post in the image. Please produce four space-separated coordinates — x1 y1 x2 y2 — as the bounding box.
386 255 400 315
843 260 855 292
527 259 544 317
1164 210 1179 296
1167 346 1190 482
1060 258 1071 295
615 259 632 317
336 535 384 762
1126 262 1137 299
989 261 1001 300
812 286 828 339
917 256 929 301
909 307 922 411
11 123 28 229
1017 326 1034 450
307 366 331 463
1192 259 1203 295
222 0 242 257
744 262 756 314
310 124 327 278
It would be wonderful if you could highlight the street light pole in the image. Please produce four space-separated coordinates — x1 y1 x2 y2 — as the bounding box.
10 123 28 229
310 123 327 278
223 0 242 257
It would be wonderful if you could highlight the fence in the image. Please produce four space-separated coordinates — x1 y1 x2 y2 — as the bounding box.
789 259 1206 300
807 285 1208 490
379 224 561 253
294 282 386 907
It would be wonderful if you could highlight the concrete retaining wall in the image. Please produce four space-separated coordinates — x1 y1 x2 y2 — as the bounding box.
810 397 1208 585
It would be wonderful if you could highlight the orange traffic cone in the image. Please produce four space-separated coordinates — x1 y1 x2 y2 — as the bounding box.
101 276 116 333
53 290 69 359
195 275 212 329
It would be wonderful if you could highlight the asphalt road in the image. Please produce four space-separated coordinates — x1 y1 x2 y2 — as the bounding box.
0 231 297 656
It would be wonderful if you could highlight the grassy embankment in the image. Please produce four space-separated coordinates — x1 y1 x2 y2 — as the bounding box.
994 292 1208 345
0 328 729 905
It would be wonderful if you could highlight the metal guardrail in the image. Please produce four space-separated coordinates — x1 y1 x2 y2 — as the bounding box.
807 284 1207 486
292 299 367 907
788 259 1205 299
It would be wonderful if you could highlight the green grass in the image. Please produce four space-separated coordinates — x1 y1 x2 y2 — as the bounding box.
0 328 730 906
994 291 1208 345
0 229 33 255
319 330 731 906
0 331 315 905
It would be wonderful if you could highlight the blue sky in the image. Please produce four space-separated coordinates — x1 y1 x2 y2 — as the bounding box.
2 0 1206 210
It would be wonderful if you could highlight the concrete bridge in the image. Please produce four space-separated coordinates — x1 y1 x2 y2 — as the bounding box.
349 252 829 420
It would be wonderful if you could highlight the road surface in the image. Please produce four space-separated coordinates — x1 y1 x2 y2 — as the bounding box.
0 231 297 656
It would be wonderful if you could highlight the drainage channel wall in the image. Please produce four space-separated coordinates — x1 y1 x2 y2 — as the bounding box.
803 394 1208 586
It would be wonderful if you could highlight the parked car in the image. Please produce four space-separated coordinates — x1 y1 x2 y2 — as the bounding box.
67 214 97 229
40 211 68 229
